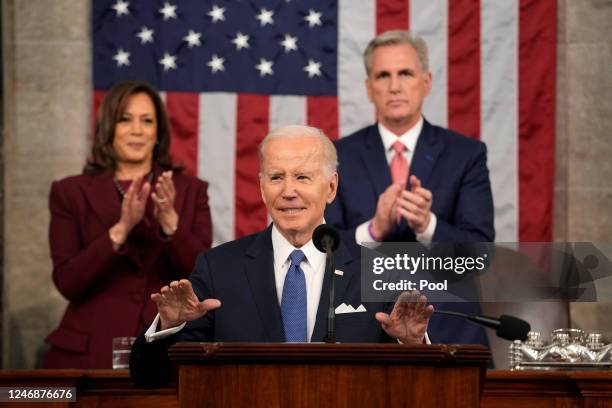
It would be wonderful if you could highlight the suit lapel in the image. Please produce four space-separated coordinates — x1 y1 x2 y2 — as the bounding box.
243 227 285 342
311 241 354 342
410 120 444 187
361 125 392 198
84 172 122 229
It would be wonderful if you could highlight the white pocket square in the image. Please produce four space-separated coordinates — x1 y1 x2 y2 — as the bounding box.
335 303 367 314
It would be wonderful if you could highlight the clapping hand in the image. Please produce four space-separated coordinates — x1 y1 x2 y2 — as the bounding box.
109 175 151 249
397 175 432 234
151 171 179 236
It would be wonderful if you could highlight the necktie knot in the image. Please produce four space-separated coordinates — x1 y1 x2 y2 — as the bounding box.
392 140 405 154
289 249 306 266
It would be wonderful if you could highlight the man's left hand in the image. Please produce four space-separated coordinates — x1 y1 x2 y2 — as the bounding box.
375 291 433 344
397 175 432 234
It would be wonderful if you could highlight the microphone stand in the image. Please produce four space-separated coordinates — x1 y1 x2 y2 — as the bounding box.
324 237 336 343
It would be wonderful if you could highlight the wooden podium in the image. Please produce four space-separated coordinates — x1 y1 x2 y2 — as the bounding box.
169 343 490 408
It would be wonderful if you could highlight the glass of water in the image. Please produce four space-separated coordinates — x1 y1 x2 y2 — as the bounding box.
112 337 136 369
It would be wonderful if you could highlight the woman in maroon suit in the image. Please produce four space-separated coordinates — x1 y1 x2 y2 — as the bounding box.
43 81 212 368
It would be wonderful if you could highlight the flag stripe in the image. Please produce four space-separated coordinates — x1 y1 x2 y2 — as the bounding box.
235 94 269 238
518 0 556 241
92 90 106 136
199 93 237 247
411 0 448 127
166 92 199 176
448 0 481 139
338 0 375 136
376 0 409 33
269 96 307 130
307 96 340 140
480 0 519 242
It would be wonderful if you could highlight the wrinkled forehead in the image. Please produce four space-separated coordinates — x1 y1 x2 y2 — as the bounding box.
261 137 324 171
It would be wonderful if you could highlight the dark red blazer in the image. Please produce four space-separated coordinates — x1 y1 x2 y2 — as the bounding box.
43 168 212 368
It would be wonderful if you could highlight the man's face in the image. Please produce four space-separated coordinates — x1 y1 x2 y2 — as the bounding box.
260 136 338 247
366 43 432 131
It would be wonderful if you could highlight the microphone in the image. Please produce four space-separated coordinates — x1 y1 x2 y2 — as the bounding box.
313 224 340 253
312 224 340 343
434 310 531 341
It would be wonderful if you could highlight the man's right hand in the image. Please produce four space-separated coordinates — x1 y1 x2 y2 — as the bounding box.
370 183 404 240
151 279 221 330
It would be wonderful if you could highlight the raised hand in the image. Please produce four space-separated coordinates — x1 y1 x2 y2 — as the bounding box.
375 290 433 344
151 171 179 236
151 279 221 330
397 175 432 234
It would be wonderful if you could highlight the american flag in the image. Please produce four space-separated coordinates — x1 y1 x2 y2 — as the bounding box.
93 0 556 246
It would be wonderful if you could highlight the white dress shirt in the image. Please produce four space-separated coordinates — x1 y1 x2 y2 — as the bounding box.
355 117 437 245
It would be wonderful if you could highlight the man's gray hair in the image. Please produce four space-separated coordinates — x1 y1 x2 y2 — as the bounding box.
259 125 338 179
363 30 429 75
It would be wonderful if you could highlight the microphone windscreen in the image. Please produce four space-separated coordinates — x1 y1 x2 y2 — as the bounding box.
313 224 340 253
497 315 531 341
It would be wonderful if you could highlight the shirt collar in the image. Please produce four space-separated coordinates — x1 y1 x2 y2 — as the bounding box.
271 223 326 272
378 116 423 153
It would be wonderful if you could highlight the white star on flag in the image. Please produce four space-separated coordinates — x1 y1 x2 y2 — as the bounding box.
207 55 225 73
256 8 274 26
232 32 250 50
159 2 177 21
280 34 298 52
304 9 322 28
112 0 129 17
304 59 321 78
255 58 273 76
184 30 202 47
113 49 130 67
136 26 154 44
208 5 225 23
159 53 177 71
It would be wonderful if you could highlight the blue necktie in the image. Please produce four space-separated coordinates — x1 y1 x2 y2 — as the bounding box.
281 249 307 342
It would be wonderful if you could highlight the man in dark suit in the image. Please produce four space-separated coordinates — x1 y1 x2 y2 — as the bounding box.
325 30 494 346
130 125 433 387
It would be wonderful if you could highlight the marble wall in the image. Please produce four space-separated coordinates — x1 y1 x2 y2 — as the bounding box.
1 0 611 368
558 0 612 336
2 0 90 368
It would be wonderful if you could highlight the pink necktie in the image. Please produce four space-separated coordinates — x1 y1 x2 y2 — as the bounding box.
390 141 408 185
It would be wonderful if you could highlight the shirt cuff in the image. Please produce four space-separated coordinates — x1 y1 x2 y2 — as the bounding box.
144 314 186 343
355 220 374 245
397 332 431 344
415 213 437 245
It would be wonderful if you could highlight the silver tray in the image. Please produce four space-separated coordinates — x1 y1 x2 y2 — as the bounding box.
514 361 612 371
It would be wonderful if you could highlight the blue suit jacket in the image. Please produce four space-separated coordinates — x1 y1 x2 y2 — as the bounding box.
130 227 395 387
325 121 494 346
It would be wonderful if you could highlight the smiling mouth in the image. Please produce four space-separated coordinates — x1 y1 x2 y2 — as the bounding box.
279 208 306 214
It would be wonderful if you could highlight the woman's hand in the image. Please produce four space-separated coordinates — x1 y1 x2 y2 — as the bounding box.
109 175 151 249
152 171 179 237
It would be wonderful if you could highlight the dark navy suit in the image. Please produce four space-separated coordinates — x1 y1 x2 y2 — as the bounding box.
325 120 494 346
130 227 395 387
